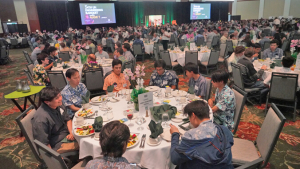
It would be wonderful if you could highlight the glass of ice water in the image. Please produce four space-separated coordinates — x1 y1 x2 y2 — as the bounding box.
162 112 169 128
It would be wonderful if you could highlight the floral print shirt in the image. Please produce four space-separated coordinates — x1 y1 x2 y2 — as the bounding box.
33 64 48 85
214 85 236 131
149 70 177 88
85 156 140 169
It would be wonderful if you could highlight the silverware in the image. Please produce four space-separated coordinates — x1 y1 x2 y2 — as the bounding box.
142 134 146 148
94 110 98 117
140 134 146 148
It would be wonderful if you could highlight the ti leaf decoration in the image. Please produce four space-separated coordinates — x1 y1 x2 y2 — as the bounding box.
93 116 103 132
188 86 195 95
148 120 163 139
107 85 114 92
53 60 57 67
81 90 90 104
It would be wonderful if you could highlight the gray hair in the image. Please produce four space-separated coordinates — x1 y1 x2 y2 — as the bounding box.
38 44 45 48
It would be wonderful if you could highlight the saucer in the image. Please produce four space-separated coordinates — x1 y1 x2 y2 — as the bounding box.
146 136 162 146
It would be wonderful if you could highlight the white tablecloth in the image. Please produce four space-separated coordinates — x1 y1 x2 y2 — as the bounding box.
169 50 211 66
144 43 154 54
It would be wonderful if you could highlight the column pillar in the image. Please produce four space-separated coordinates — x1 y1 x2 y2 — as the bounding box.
283 0 291 17
232 0 237 15
258 0 264 19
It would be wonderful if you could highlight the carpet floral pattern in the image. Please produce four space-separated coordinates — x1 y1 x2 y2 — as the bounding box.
0 49 299 169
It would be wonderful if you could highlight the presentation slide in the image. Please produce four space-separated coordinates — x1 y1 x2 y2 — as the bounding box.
79 3 116 25
149 15 162 26
190 3 211 20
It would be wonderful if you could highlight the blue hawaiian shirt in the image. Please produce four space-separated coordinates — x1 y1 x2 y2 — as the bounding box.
214 85 236 131
61 83 88 118
188 75 207 97
133 39 144 48
149 70 177 88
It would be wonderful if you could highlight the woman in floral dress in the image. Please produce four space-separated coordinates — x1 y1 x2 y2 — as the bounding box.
33 53 50 86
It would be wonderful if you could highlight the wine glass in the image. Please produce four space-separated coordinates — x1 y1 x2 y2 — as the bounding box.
127 111 134 127
136 116 144 130
162 112 169 128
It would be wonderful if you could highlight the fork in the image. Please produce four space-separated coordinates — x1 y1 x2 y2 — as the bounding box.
140 134 146 148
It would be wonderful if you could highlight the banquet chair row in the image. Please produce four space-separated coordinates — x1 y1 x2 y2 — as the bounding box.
160 50 179 70
23 50 33 64
199 50 220 75
133 44 144 61
0 46 11 64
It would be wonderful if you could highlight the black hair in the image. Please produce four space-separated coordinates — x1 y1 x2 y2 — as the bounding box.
211 70 229 84
270 39 279 46
154 59 166 69
35 38 40 42
100 120 130 158
184 62 199 74
65 68 79 78
40 87 61 103
253 43 261 49
48 46 57 54
260 33 266 38
37 53 48 64
123 43 130 51
112 59 122 68
230 34 234 39
183 100 210 120
282 56 295 68
115 41 121 48
116 48 123 55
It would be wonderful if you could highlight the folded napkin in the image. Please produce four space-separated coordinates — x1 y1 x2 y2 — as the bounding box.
148 120 163 139
62 64 70 69
81 91 90 104
187 86 195 95
57 59 62 64
150 104 177 121
92 116 103 132
107 84 114 92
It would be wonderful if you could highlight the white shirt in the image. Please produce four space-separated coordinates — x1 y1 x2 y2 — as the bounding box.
102 38 106 46
264 67 300 87
162 32 171 40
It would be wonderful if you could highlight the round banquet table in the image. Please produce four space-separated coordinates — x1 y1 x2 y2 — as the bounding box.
144 43 154 54
72 89 213 169
169 50 211 66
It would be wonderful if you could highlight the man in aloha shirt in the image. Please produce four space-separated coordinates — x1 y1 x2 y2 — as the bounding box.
33 53 50 86
61 68 88 118
149 60 177 89
208 70 236 131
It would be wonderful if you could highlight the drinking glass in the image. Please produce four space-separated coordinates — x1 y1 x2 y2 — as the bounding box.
162 112 169 128
136 116 144 130
127 111 134 127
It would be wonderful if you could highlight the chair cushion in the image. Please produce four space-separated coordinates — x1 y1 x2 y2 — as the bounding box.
218 57 224 62
244 88 260 92
172 62 179 67
232 138 260 165
201 62 208 66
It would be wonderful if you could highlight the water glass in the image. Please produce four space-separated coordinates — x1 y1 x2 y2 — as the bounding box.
162 112 169 128
136 116 144 130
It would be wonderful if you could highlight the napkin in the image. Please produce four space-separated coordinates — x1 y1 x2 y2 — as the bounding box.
148 120 163 139
93 116 103 132
107 84 114 92
187 86 195 95
81 91 90 104
62 64 70 69
57 59 62 64
150 104 177 121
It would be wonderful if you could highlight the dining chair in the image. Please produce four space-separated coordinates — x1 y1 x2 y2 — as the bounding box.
133 44 144 61
179 39 186 47
10 39 19 48
47 70 67 91
21 38 28 47
281 40 289 55
168 43 175 49
204 78 212 101
174 37 179 47
85 70 105 97
232 103 286 168
200 50 219 75
211 36 220 50
235 158 264 169
26 63 35 76
122 60 134 73
58 52 71 62
265 72 298 121
0 46 10 64
170 34 175 43
196 37 205 47
23 51 33 64
160 51 179 70
153 46 160 61
84 48 92 56
232 86 247 134
262 41 270 51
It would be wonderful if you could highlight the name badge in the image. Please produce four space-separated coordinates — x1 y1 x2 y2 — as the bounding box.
163 80 168 85
195 86 199 91
123 83 127 87
59 108 64 115
72 98 77 103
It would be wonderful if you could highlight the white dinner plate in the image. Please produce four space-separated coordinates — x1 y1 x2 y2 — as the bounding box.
103 114 114 122
74 125 94 137
75 108 94 118
127 137 140 149
145 86 160 92
161 129 172 142
91 96 107 103
171 118 183 123
110 98 120 103
172 90 187 97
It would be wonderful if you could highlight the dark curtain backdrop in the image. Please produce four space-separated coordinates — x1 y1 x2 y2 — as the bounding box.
36 1 229 32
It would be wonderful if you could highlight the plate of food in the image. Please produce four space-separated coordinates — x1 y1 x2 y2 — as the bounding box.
127 134 139 148
145 86 160 92
172 90 187 97
75 109 94 118
91 96 107 103
74 125 94 136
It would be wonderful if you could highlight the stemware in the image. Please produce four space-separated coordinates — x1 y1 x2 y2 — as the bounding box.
136 116 144 130
127 111 134 127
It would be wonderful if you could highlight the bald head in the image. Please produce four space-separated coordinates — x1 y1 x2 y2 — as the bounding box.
88 54 96 61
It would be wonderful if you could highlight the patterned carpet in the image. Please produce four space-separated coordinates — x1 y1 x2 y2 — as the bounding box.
0 48 299 169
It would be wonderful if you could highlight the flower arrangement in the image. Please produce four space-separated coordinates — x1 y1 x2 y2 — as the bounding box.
123 64 146 82
290 39 300 60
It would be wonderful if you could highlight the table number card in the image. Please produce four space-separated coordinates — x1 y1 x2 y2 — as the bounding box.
190 42 196 50
138 92 153 116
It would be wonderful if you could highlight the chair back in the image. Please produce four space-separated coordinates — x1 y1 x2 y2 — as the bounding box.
133 44 143 55
153 47 159 60
211 36 219 47
23 51 33 64
174 37 179 47
269 72 298 101
281 40 288 52
256 103 286 168
226 40 234 53
122 60 134 73
26 63 35 76
263 41 270 51
262 29 271 36
205 78 212 101
34 140 68 169
169 70 179 89
160 51 172 68
104 70 112 79
96 39 102 45
168 43 175 49
231 63 245 90
232 86 247 134
84 48 92 56
219 43 227 58
0 47 6 59
29 44 34 51
170 34 175 43
179 39 186 47
58 52 70 62
85 70 104 91
158 44 164 52
23 69 35 85
207 50 219 66
15 106 43 163
11 39 18 46
21 38 28 45
47 71 67 90
185 51 198 65
196 37 204 46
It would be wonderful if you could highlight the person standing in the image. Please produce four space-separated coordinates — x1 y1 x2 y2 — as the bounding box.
160 28 171 50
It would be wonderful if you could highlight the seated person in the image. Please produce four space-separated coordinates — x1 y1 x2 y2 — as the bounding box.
169 100 233 169
238 48 268 90
114 41 121 50
48 46 61 67
32 87 78 153
229 34 238 46
103 59 130 93
30 44 45 63
122 43 135 61
241 35 254 47
184 62 206 98
82 54 103 78
151 33 159 42
264 56 300 87
61 68 88 118
253 43 261 60
95 44 109 59
259 33 270 47
87 39 96 54
208 70 235 131
133 35 145 49
85 121 140 169
227 46 245 73
59 43 70 52
33 53 50 86
32 38 41 48
263 39 283 60
149 60 177 89
114 48 128 64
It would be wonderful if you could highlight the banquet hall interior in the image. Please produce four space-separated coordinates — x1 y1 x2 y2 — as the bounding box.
1 0 300 169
